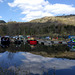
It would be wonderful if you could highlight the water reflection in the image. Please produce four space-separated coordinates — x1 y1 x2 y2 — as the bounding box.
0 44 74 75
68 43 75 51
7 52 15 60
18 53 75 75
0 51 75 75
0 44 75 75
67 38 75 51
30 45 36 49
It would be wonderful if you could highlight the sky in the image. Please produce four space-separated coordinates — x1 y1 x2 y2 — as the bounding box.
0 0 75 22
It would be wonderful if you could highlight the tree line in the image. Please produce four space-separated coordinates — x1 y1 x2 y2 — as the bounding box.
0 21 75 36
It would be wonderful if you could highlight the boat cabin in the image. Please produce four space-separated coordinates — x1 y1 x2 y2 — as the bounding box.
1 36 10 47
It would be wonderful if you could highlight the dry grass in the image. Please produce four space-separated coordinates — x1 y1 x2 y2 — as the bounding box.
30 16 75 26
30 51 75 59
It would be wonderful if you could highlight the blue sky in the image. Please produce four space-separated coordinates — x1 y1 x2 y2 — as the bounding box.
0 0 75 22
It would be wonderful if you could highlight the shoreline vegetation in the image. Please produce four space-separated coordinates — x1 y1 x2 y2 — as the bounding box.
6 43 73 60
28 44 75 60
31 51 75 60
0 43 75 60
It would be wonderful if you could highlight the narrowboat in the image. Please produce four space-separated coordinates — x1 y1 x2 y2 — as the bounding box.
1 36 10 47
27 37 38 45
14 38 21 45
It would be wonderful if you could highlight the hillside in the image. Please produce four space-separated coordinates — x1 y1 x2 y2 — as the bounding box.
0 15 75 36
30 15 75 26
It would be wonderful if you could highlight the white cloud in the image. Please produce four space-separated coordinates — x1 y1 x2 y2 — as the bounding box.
0 16 2 18
15 52 75 74
0 0 3 2
1 52 75 75
8 0 75 21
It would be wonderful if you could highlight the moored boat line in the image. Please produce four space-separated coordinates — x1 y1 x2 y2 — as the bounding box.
0 35 68 46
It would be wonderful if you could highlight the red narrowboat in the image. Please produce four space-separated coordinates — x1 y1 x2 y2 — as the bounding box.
27 37 38 45
29 40 38 45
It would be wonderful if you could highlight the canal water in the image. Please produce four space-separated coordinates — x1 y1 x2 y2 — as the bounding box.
0 44 75 75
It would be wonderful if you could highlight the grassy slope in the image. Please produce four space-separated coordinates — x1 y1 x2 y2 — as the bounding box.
30 15 75 26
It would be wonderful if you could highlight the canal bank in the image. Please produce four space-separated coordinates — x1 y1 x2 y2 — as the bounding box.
0 42 75 59
31 50 75 59
27 44 75 59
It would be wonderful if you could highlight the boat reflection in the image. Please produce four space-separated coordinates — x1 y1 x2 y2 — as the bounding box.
68 38 75 51
68 45 75 51
30 45 36 49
